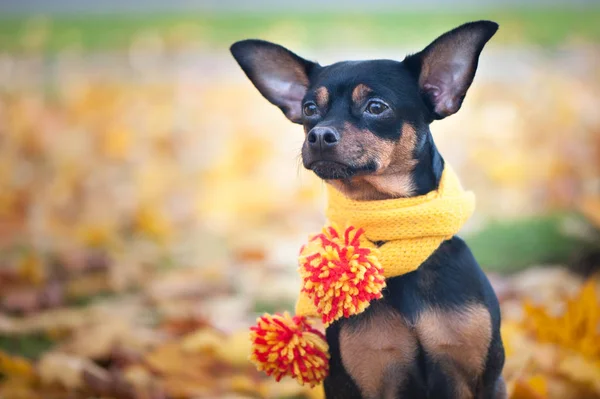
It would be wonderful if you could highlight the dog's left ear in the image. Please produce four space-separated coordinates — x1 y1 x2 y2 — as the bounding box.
404 21 498 120
230 40 319 124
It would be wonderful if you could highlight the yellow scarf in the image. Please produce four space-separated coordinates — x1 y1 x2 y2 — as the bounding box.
295 164 475 318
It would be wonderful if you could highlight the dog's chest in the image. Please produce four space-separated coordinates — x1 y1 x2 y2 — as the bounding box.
338 305 418 399
338 300 492 399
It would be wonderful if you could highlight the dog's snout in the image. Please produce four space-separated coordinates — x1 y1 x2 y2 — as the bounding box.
307 127 340 149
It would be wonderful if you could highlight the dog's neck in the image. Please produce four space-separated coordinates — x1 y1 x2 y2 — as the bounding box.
328 130 444 201
411 132 445 196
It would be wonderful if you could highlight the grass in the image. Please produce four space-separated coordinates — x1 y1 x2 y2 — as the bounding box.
0 333 55 359
464 212 592 273
0 8 599 53
252 299 296 315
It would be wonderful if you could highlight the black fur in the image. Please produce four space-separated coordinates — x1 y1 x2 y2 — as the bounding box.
231 20 504 399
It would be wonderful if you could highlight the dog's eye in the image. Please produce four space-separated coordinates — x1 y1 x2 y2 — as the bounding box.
303 102 318 117
365 100 389 115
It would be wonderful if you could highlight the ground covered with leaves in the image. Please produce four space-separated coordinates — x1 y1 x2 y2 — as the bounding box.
1 21 600 399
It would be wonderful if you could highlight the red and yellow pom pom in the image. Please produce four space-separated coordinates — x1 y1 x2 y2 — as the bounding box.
249 312 329 386
299 225 386 325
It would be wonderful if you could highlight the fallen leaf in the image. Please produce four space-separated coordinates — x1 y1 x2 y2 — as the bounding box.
0 351 36 381
508 375 547 399
181 328 225 353
522 277 600 361
38 352 105 389
214 329 253 367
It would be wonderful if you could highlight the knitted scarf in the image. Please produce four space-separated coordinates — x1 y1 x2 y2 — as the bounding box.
294 164 475 319
249 164 476 386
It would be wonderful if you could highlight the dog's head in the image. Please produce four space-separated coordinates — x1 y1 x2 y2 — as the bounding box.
231 21 497 200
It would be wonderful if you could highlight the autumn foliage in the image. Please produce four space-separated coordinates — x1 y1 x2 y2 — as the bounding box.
0 22 599 399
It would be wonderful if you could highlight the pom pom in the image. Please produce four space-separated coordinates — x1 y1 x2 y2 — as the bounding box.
249 312 329 386
299 225 386 325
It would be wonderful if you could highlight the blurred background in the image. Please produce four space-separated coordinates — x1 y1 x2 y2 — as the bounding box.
0 1 599 398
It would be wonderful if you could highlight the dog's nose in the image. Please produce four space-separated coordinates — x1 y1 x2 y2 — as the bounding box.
307 127 340 149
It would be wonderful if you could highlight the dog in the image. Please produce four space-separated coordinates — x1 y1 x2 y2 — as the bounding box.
231 20 505 399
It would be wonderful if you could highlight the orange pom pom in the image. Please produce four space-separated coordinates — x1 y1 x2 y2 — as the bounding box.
299 225 386 325
249 312 329 386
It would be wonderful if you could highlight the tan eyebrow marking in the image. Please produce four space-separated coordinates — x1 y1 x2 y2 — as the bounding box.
315 86 329 108
352 84 372 105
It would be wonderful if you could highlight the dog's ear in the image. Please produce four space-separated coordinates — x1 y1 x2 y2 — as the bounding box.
404 21 498 120
230 40 319 124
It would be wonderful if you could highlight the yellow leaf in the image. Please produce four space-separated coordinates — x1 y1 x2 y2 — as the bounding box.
0 351 36 381
305 384 325 399
508 375 547 399
501 320 524 357
522 277 600 361
17 252 45 286
0 378 39 399
162 375 213 398
75 223 114 248
214 330 253 367
38 352 104 389
557 351 600 393
102 126 132 159
229 374 266 397
145 342 211 377
181 328 225 353
526 375 548 397
135 203 173 242
65 271 111 300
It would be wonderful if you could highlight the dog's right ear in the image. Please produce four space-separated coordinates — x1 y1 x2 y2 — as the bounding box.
404 21 498 120
230 40 319 124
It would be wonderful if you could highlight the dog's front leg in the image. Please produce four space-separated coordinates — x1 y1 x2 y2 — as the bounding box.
323 322 363 399
416 304 493 399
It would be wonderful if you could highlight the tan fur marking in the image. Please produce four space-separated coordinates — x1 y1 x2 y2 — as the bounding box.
351 84 372 105
343 122 396 166
452 372 474 399
315 86 329 108
416 304 492 398
362 173 416 198
339 306 417 399
329 123 418 200
392 123 419 173
328 179 390 201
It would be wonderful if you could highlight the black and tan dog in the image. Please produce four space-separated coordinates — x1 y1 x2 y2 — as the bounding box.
231 20 505 399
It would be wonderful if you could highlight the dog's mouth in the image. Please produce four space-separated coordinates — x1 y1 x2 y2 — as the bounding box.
308 160 378 180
